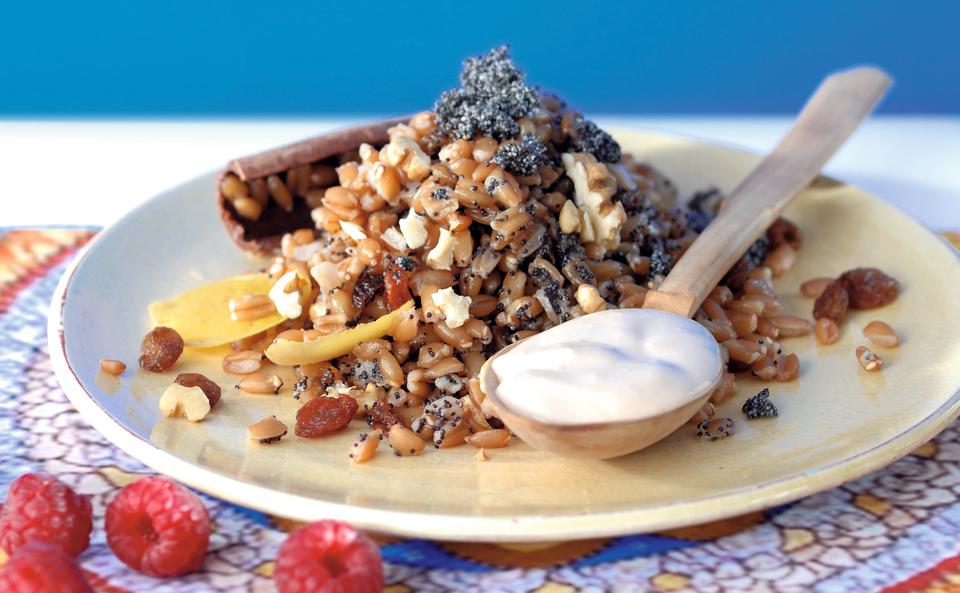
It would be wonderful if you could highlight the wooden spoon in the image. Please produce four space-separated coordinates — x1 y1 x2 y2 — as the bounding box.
480 67 892 459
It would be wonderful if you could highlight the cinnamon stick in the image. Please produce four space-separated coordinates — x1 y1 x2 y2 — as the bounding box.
217 117 406 253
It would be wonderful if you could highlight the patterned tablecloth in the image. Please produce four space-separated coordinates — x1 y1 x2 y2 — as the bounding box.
3 228 960 593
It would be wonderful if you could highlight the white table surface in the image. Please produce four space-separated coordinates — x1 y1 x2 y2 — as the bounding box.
1 116 957 230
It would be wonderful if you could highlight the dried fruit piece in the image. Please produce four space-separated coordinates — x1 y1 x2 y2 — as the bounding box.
766 217 801 250
863 320 900 348
0 473 93 558
813 280 849 323
296 396 358 438
147 273 284 347
384 257 415 312
856 345 883 371
352 269 385 310
273 520 383 593
366 400 403 431
138 326 184 372
265 300 414 366
174 373 221 407
839 268 899 309
742 388 778 419
105 476 210 577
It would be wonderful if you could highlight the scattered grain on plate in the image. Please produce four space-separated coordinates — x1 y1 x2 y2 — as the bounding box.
99 359 126 376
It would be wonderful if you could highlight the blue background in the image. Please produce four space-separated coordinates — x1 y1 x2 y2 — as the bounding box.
1 1 956 116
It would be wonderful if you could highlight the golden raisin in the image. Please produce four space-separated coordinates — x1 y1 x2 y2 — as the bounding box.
138 326 184 372
766 217 801 250
295 396 358 438
839 268 899 309
813 280 849 323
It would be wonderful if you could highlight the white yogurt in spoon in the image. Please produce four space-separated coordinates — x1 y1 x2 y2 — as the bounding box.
489 309 722 425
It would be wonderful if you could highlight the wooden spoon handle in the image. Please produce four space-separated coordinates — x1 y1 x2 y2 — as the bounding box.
643 67 892 318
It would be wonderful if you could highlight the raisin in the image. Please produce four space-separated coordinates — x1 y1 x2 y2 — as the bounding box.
813 280 849 323
723 256 754 291
767 218 802 250
366 400 403 431
839 268 899 309
138 327 184 372
174 373 221 408
384 259 413 311
295 396 358 438
352 269 385 310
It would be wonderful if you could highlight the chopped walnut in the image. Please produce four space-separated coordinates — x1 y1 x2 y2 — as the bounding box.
561 152 626 251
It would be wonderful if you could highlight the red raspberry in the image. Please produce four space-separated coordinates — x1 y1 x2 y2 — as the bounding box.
274 520 383 593
0 542 94 593
0 473 92 557
104 476 210 577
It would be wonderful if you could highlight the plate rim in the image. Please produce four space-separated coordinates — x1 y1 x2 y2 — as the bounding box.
46 130 960 542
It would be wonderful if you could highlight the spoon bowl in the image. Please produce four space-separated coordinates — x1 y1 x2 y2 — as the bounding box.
479 343 719 458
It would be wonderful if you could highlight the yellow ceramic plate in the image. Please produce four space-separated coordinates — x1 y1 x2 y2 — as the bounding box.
48 130 960 542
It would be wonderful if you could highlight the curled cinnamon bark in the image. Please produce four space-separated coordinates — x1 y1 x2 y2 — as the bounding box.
217 118 405 253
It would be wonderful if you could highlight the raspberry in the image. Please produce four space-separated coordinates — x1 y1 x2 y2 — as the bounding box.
0 542 94 593
0 473 92 557
105 476 210 577
274 520 383 593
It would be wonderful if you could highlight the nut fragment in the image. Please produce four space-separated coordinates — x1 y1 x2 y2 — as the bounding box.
159 384 211 422
856 345 883 371
475 448 489 462
236 373 283 394
248 416 288 444
387 425 426 456
99 359 126 376
863 320 900 348
175 373 222 407
465 428 511 449
349 429 383 463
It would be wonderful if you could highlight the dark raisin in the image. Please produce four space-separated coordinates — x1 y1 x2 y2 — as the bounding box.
138 326 183 372
352 269 385 310
295 396 358 438
367 400 404 431
174 373 221 408
813 280 849 323
767 218 802 250
839 268 899 309
384 258 413 311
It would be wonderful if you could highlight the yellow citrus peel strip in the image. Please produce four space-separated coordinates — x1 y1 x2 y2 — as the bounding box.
265 300 414 365
148 273 285 348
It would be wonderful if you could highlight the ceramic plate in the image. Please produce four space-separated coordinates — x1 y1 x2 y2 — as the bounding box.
48 130 960 542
